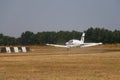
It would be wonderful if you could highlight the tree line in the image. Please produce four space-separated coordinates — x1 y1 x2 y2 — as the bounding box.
0 27 120 46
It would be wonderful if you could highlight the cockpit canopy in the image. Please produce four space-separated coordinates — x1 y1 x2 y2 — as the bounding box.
66 39 80 45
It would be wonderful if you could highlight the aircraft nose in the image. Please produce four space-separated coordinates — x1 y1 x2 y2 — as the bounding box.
66 42 69 45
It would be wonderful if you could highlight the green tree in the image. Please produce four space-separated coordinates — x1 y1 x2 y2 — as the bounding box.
20 31 35 45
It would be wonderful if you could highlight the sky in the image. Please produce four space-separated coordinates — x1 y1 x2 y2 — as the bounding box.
0 0 120 37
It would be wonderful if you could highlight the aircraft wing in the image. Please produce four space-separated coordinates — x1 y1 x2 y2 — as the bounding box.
81 42 102 47
46 44 68 48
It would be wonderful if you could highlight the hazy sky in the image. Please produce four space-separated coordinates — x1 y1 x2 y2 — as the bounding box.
0 0 120 37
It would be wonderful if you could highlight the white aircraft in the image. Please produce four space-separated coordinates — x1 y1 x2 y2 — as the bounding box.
46 33 102 48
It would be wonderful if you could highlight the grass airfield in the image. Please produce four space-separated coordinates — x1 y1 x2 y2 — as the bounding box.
0 44 120 80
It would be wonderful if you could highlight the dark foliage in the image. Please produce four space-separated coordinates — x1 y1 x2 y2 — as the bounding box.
0 27 120 45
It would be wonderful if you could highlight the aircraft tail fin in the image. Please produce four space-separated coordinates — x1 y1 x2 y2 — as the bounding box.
80 33 85 43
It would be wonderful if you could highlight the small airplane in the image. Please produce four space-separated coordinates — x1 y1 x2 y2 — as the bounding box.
46 33 102 48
